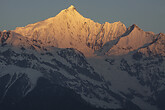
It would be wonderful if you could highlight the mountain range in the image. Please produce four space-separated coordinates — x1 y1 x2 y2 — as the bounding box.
0 5 165 110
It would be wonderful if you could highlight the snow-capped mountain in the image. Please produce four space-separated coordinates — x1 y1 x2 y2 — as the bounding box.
14 5 126 56
0 5 165 110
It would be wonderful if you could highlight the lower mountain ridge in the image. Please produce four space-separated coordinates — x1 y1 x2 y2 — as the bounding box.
0 5 165 110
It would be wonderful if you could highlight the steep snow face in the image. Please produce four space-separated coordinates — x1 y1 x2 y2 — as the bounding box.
139 33 165 56
13 5 126 56
90 21 126 50
107 24 155 55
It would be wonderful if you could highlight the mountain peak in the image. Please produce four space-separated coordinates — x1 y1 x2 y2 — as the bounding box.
2 30 7 32
131 24 143 31
58 5 78 15
67 5 76 10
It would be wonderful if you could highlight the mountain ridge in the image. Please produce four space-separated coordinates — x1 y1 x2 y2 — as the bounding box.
11 5 164 57
12 5 128 56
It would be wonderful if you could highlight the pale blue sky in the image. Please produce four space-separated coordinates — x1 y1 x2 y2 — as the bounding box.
0 0 165 33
